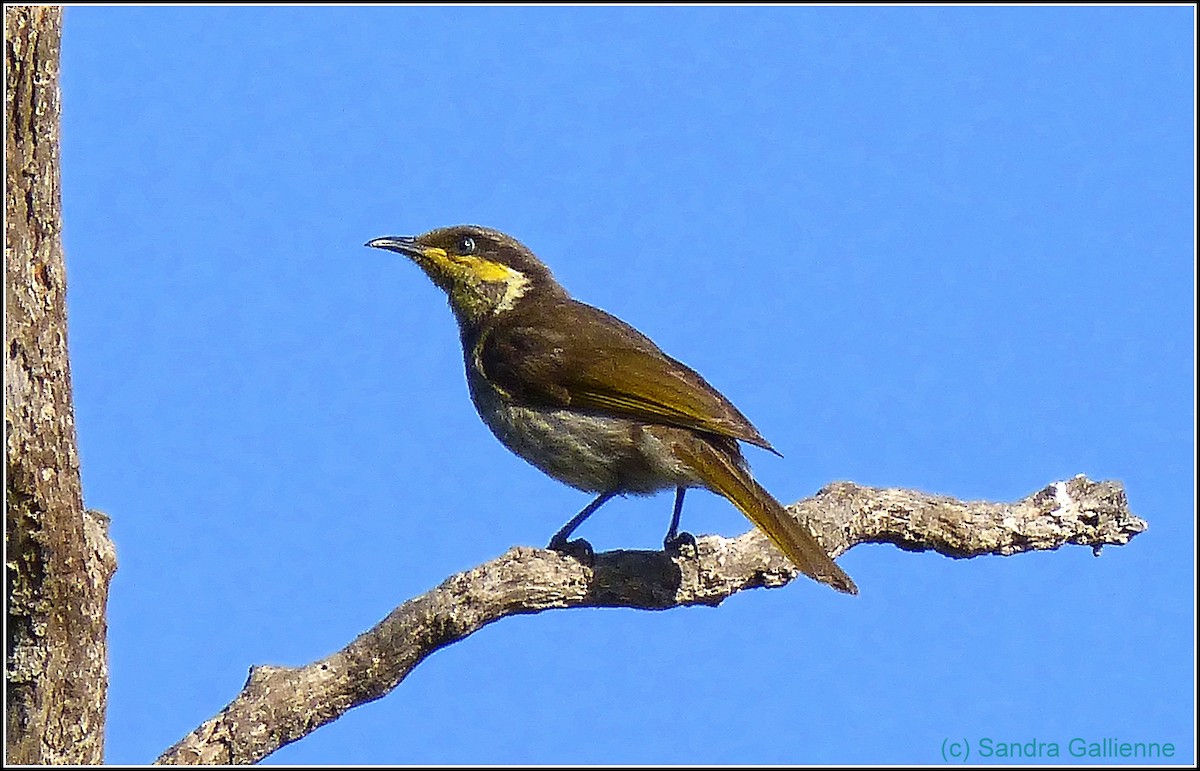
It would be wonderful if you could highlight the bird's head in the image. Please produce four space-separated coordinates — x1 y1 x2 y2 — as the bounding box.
367 225 565 327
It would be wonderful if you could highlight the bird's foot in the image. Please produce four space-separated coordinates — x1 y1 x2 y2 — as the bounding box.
663 530 698 558
548 536 595 565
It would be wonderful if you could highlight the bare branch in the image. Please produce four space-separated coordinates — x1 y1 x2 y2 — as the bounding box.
156 474 1145 765
802 474 1144 558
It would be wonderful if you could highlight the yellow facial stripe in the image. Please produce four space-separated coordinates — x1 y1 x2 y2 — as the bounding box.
469 258 522 284
415 247 530 318
420 247 518 283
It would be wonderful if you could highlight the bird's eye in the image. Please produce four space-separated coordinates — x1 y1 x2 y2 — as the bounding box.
458 236 476 255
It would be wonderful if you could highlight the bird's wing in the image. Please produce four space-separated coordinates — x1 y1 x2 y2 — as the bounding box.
475 300 776 451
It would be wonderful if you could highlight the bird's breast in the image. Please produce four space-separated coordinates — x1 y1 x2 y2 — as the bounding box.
465 364 699 494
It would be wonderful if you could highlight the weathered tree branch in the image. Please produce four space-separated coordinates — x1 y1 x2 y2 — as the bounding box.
6 6 117 765
156 474 1144 765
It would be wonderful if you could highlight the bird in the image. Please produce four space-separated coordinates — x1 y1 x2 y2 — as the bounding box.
366 225 857 594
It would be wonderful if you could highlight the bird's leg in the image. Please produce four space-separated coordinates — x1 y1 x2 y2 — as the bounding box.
663 486 697 554
548 491 617 560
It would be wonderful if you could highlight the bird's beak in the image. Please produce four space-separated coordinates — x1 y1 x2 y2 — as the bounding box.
367 234 459 294
365 235 424 259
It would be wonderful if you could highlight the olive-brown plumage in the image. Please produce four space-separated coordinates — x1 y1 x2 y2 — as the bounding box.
366 225 856 594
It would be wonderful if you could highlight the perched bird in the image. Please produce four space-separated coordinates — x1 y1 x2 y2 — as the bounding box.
367 225 856 594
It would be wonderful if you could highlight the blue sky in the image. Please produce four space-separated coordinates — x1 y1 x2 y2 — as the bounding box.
59 5 1192 765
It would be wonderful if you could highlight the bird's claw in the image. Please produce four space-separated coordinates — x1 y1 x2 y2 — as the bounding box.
548 536 595 564
663 530 698 557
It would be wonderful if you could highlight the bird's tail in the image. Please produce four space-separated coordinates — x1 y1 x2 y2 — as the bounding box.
675 437 858 595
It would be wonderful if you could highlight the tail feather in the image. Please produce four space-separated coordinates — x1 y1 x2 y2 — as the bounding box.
676 438 858 595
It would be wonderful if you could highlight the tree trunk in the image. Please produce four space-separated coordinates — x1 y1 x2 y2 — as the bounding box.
5 6 116 764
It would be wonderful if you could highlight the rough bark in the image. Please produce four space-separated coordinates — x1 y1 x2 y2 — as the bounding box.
5 6 117 765
156 474 1144 765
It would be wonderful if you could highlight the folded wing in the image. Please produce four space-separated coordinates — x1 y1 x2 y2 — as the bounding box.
476 300 777 452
